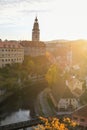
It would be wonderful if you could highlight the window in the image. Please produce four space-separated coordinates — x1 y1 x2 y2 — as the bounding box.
73 99 75 102
73 117 78 120
4 45 6 48
66 99 69 102
80 118 85 122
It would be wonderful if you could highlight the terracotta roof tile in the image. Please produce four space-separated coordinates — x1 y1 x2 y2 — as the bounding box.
20 41 45 47
0 41 23 48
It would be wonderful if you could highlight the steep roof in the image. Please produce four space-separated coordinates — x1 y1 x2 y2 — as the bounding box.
52 79 75 103
73 87 82 96
62 87 75 98
52 79 66 102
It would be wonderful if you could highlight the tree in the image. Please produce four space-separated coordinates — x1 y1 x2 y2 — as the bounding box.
34 117 77 130
5 77 18 92
45 64 62 89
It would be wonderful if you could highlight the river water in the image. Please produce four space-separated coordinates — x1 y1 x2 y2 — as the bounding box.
0 90 32 126
0 82 46 126
1 109 30 125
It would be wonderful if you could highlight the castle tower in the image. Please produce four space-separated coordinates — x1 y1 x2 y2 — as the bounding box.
32 17 40 41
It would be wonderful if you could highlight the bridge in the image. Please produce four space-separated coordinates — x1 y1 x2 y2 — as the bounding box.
0 118 44 130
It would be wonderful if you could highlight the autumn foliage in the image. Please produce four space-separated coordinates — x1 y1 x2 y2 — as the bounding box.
34 117 77 130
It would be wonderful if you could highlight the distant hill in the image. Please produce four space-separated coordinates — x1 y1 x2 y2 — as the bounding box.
45 39 87 44
45 39 69 44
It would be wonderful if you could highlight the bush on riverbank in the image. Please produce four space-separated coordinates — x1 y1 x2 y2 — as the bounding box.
0 55 49 93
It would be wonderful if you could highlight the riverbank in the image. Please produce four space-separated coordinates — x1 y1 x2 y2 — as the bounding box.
0 92 13 105
35 88 57 117
0 80 48 123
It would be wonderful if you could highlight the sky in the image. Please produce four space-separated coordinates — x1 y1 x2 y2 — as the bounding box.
0 0 87 41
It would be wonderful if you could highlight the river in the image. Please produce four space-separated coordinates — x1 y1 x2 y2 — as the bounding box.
0 89 32 126
0 81 47 126
0 109 30 125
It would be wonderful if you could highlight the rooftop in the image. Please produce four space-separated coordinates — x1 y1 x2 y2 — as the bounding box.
62 87 75 98
20 41 45 47
72 105 87 117
0 41 23 49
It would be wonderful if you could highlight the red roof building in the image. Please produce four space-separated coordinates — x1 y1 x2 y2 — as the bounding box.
20 41 46 56
72 105 87 127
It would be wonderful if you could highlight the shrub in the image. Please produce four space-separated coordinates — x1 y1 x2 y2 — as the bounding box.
34 117 77 130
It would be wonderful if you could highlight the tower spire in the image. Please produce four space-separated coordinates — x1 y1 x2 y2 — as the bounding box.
32 16 40 41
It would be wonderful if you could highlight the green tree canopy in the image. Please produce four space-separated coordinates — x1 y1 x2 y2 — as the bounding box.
45 64 62 88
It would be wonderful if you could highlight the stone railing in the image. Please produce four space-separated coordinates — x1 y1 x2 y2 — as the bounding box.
0 118 43 130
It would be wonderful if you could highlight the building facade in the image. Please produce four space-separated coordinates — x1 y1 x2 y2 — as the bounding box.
20 41 46 56
58 98 79 111
0 41 24 68
45 41 72 69
58 87 79 111
20 17 46 56
72 105 87 128
67 78 84 97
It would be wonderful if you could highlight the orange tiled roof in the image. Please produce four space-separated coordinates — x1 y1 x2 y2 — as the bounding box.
0 41 23 48
20 41 45 47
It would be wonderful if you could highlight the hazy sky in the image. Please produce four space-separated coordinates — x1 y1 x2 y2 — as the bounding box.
0 0 87 41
